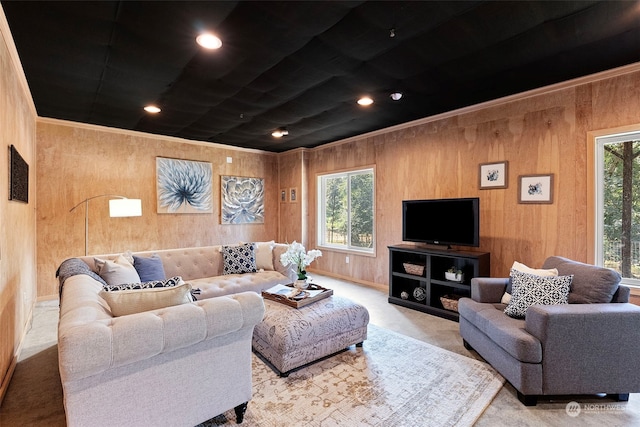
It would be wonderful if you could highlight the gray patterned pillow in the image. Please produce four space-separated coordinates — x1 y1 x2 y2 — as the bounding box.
504 269 573 319
223 243 257 274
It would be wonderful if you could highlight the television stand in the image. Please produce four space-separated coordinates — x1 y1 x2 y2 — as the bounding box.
388 244 490 321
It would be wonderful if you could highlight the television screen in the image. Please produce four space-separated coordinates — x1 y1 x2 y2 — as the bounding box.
402 198 479 247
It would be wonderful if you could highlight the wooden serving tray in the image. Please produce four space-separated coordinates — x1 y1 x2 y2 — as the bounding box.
262 283 333 308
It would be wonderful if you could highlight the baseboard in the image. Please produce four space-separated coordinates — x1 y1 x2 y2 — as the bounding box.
0 299 35 405
307 268 387 293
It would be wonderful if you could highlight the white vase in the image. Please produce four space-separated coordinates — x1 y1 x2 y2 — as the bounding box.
294 279 309 290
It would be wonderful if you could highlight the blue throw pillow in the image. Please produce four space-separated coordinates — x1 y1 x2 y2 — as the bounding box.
133 254 166 282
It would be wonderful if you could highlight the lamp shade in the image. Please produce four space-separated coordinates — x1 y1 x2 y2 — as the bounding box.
109 198 142 217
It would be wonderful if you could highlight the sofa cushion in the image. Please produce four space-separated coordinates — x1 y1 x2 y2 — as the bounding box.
542 256 622 303
133 254 166 281
458 298 542 363
99 281 192 317
504 269 572 319
503 261 559 304
95 254 141 286
222 243 257 274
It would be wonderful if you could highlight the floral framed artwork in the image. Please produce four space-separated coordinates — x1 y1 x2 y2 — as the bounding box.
479 161 508 189
221 176 265 224
280 188 287 203
518 174 554 204
290 187 298 203
156 157 213 214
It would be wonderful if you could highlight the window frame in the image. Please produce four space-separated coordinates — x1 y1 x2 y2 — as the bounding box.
316 166 375 256
594 131 640 287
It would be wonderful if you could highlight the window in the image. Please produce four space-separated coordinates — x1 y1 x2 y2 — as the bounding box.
595 132 640 286
317 168 374 253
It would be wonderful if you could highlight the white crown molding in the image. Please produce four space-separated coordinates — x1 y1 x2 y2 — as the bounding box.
36 117 278 156
307 61 640 153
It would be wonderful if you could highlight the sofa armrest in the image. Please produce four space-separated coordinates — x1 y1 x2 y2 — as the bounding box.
58 291 265 383
470 277 508 303
526 303 640 393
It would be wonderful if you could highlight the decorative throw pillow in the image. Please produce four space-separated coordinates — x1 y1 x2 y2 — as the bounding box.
502 261 559 304
99 282 193 317
133 254 166 282
94 254 141 286
504 269 572 319
102 276 183 292
222 243 257 274
241 241 275 271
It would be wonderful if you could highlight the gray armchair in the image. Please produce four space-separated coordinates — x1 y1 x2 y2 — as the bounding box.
458 256 640 405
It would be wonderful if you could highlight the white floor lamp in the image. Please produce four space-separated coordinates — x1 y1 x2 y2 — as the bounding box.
70 195 142 255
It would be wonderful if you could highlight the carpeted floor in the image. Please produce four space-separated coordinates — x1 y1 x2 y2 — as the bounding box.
200 324 504 426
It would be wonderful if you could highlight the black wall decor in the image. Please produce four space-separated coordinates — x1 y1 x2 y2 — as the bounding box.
9 145 28 203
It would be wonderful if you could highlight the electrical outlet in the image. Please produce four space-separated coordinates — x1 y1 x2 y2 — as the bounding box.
345 256 349 264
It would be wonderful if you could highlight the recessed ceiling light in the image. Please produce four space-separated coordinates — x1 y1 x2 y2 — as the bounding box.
357 96 374 106
272 128 289 138
196 33 222 49
390 92 403 101
144 105 161 113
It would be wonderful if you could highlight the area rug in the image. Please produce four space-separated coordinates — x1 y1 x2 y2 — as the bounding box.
199 324 505 427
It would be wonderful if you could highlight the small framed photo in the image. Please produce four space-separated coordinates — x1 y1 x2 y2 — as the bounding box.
479 161 508 189
518 174 554 204
290 188 298 203
280 189 287 203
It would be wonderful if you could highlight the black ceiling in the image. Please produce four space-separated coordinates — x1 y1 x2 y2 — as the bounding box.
3 1 640 152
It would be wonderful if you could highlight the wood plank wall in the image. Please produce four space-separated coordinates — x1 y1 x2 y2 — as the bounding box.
35 121 280 297
0 15 37 402
304 71 640 287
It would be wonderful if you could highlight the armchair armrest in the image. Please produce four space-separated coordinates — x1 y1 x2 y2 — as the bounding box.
525 303 640 394
470 277 508 303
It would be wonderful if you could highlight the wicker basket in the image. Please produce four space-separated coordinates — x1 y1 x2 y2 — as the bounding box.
440 294 462 312
403 262 425 276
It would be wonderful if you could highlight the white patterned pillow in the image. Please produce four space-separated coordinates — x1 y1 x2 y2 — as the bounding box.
504 269 572 319
102 276 184 292
222 243 257 274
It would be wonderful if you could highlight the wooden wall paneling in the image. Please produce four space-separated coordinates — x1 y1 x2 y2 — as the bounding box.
0 14 37 404
36 121 279 298
303 70 640 285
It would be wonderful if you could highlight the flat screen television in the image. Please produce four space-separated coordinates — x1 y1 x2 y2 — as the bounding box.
402 197 480 248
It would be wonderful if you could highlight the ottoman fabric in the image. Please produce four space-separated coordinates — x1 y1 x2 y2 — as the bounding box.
253 296 369 375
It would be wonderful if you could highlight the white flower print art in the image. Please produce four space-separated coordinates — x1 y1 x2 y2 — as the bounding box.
156 157 213 214
221 176 265 224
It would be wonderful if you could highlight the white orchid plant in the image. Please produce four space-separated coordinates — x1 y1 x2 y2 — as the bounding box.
280 241 322 280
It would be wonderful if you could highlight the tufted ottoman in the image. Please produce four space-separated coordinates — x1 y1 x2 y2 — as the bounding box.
252 295 370 376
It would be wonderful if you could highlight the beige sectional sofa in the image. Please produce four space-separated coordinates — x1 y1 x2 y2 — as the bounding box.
57 243 293 427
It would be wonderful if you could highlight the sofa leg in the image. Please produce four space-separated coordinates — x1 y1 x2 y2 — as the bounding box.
462 339 473 351
609 393 630 402
234 402 248 424
517 391 537 406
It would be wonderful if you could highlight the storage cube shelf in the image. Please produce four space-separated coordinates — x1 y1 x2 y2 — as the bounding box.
388 244 490 321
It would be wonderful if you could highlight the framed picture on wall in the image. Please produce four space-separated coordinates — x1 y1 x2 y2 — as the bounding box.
156 157 213 214
290 188 298 203
518 174 554 204
280 188 287 203
479 161 508 189
9 145 29 203
221 175 265 224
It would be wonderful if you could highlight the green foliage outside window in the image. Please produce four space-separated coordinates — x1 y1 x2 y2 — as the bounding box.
603 140 640 279
320 169 374 251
